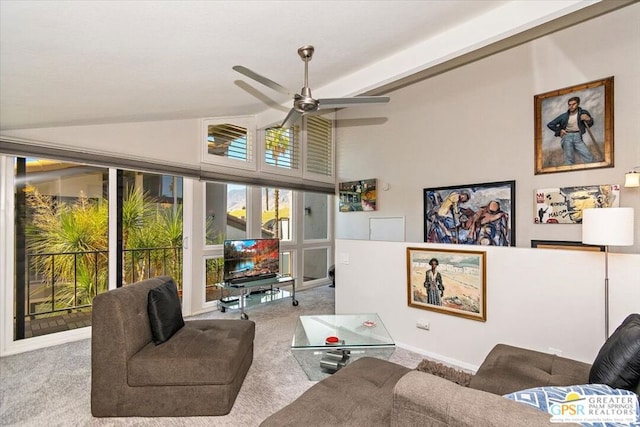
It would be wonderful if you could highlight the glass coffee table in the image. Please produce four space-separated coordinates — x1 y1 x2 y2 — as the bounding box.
291 314 395 380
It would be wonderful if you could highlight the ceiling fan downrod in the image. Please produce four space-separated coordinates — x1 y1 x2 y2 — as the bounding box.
294 45 318 113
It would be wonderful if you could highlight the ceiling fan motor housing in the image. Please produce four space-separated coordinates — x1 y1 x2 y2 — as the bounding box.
294 88 319 112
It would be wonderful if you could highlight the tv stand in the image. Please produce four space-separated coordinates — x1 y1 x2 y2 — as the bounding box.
217 276 297 320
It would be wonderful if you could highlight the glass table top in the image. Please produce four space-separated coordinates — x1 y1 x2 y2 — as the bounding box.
291 314 395 349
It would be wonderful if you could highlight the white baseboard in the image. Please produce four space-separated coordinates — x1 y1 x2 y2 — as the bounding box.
0 327 90 357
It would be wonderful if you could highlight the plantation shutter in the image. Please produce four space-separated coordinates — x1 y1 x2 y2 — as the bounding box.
305 116 332 178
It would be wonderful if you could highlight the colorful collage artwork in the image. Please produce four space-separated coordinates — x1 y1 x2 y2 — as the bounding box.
339 179 377 212
534 184 620 224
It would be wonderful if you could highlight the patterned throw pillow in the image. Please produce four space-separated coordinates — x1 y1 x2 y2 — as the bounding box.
504 384 639 427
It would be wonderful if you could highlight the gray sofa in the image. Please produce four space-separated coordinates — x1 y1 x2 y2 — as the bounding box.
261 344 592 426
263 313 640 426
91 276 255 417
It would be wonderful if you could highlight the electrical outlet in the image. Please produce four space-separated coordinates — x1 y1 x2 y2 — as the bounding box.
339 253 350 264
416 320 430 330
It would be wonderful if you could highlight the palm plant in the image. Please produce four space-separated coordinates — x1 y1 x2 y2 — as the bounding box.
152 204 184 290
121 186 156 250
25 186 109 311
121 186 184 287
25 182 184 313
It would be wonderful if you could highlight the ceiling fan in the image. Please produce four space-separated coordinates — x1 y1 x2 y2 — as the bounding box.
233 45 390 128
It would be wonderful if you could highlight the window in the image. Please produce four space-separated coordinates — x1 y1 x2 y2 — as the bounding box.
204 256 224 302
280 250 293 277
201 117 256 171
261 116 333 184
200 115 334 192
262 187 293 241
204 182 247 245
303 192 328 240
303 247 329 283
203 182 247 303
264 125 300 174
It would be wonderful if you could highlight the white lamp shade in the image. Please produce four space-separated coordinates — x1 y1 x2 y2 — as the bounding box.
582 207 635 246
625 172 640 188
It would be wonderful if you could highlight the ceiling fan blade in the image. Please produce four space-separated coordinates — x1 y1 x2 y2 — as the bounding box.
281 109 303 128
232 65 293 96
318 96 390 110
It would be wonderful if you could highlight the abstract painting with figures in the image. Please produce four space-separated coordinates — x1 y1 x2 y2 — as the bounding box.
424 180 515 246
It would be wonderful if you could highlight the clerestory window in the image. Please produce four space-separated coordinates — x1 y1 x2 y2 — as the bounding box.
201 117 256 171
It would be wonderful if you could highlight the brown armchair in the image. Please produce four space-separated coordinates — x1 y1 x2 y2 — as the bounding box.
91 276 255 417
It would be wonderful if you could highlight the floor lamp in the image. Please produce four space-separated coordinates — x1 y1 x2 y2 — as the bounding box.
582 207 635 340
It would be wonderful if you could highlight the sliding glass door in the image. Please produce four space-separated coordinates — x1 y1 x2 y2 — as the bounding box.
7 156 184 341
13 157 109 339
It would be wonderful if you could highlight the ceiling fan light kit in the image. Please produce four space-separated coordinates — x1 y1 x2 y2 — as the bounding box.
233 45 390 128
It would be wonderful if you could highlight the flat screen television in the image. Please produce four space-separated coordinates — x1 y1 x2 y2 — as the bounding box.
223 238 280 284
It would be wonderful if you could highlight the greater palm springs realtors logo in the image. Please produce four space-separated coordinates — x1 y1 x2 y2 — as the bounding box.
549 391 638 424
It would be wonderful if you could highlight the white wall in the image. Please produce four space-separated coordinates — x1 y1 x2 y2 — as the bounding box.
3 119 201 169
335 3 640 254
336 239 640 370
333 4 640 370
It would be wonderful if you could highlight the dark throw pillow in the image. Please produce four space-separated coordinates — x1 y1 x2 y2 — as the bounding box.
147 279 185 345
589 313 640 392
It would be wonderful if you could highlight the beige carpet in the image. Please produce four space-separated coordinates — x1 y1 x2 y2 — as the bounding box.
0 285 424 426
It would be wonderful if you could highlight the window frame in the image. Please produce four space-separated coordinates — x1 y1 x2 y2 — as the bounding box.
202 181 250 250
260 125 301 179
201 116 257 172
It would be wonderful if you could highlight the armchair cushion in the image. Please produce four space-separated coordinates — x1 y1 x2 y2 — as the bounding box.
147 278 184 344
589 313 640 392
128 319 255 386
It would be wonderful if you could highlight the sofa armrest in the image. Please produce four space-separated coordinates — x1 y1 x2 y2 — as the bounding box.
391 371 579 427
469 344 591 395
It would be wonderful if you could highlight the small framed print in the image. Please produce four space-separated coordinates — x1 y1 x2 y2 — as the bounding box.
339 179 377 212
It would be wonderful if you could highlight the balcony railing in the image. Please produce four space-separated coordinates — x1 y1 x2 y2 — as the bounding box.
26 247 183 318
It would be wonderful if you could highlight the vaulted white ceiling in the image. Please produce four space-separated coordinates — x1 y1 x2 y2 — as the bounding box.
0 0 630 131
